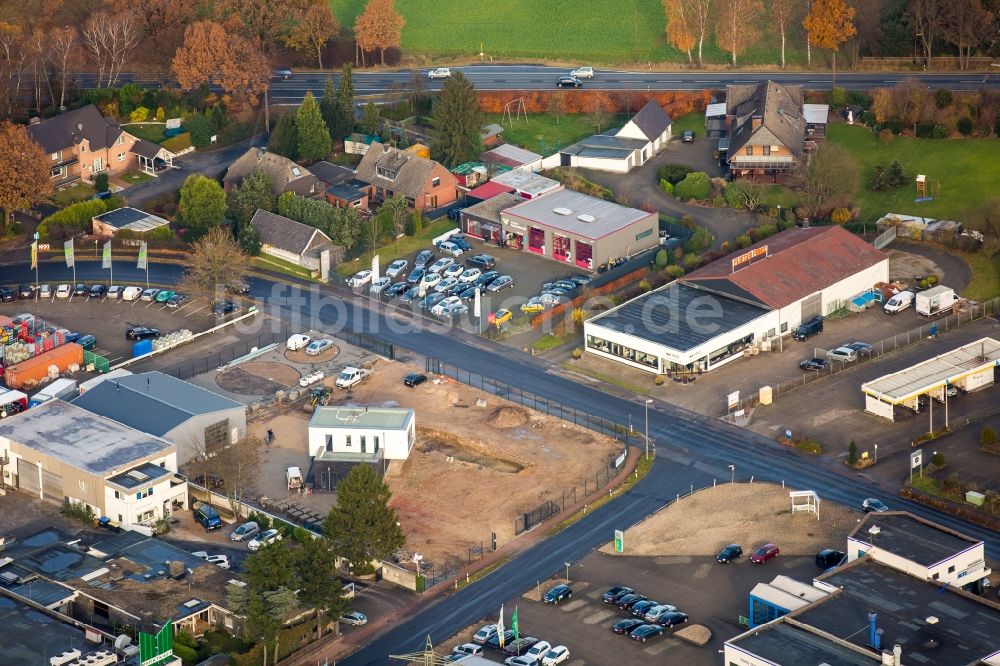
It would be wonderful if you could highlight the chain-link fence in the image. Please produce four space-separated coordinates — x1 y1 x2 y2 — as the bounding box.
160 326 292 380
514 457 626 534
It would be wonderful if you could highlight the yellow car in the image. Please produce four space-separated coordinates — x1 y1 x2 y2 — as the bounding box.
492 308 513 327
520 300 545 314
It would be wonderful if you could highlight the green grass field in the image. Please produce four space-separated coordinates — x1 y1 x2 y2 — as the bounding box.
826 124 1000 224
483 112 630 154
121 123 166 143
329 0 808 65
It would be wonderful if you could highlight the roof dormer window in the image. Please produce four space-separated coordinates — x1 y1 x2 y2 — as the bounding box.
377 166 397 180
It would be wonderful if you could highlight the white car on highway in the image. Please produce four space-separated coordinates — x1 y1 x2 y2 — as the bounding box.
570 66 594 79
428 67 452 79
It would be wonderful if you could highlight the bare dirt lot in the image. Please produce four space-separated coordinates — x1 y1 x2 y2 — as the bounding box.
600 482 857 557
234 355 623 568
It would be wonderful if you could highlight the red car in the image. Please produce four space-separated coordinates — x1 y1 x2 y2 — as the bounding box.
750 543 780 564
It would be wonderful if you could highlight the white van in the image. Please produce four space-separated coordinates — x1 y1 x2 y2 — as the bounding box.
883 290 914 314
122 286 143 301
287 334 310 351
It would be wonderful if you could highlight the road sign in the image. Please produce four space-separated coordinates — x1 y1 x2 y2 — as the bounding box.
911 449 922 468
614 530 624 553
727 391 740 409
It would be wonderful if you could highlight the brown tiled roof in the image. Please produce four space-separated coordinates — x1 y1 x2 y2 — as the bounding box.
26 105 126 154
224 148 319 196
681 226 887 309
355 142 438 199
250 209 331 256
726 81 806 159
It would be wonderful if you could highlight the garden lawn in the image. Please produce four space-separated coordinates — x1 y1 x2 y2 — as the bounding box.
483 113 629 155
960 252 1000 302
336 217 456 276
669 112 704 138
50 183 95 207
827 124 1000 223
253 254 315 281
329 0 809 65
121 123 166 143
120 171 153 185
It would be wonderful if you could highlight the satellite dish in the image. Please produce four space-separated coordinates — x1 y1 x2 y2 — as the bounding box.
114 635 132 650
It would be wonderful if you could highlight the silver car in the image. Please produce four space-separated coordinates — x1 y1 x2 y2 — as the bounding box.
230 520 260 542
828 346 858 363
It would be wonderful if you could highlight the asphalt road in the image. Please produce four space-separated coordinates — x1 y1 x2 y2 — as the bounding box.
3 262 997 662
75 65 1000 108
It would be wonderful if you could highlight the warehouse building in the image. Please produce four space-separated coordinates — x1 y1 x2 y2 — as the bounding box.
584 226 888 373
500 189 658 269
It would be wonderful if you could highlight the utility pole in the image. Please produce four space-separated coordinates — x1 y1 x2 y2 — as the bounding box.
644 399 652 461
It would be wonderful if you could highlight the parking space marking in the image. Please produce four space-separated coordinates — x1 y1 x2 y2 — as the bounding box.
185 304 209 317
692 562 713 580
654 556 692 565
560 599 588 612
644 638 680 655
585 590 603 600
580 609 615 625
565 660 586 666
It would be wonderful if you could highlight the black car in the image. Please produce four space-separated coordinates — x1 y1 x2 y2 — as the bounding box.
0 287 14 302
543 584 572 604
617 593 648 610
475 270 501 288
629 624 663 643
862 498 888 513
659 611 689 628
446 205 462 221
18 284 35 299
792 315 824 341
89 284 107 298
717 543 743 564
406 268 426 285
456 285 478 301
485 629 515 650
399 285 421 303
613 618 644 635
212 301 240 315
449 233 473 251
414 249 435 268
630 600 657 617
227 282 251 295
815 548 845 569
126 326 160 340
385 282 410 298
420 292 446 310
404 373 427 387
73 283 88 296
845 341 873 356
166 294 189 308
799 357 829 371
602 585 634 604
556 75 582 88
466 254 496 270
503 637 538 656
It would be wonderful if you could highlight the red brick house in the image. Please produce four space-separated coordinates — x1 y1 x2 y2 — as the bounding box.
26 105 161 186
355 142 458 212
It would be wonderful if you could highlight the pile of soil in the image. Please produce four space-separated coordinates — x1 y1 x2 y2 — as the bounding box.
218 362 300 395
488 406 530 429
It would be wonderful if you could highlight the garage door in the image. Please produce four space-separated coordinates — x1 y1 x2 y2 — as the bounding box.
17 459 40 496
800 293 822 320
42 468 63 501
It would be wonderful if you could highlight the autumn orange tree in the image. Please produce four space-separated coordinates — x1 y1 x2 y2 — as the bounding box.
172 20 270 104
803 0 856 82
354 0 405 66
663 0 695 64
0 121 51 233
284 0 339 69
715 0 763 67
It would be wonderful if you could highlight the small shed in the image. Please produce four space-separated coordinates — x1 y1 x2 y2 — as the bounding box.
480 123 505 148
325 181 369 209
92 207 171 237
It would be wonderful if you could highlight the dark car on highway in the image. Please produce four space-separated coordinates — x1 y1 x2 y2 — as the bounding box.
602 585 634 603
126 326 160 340
629 624 663 643
0 287 14 302
612 618 644 635
556 75 582 88
717 543 743 564
543 584 572 604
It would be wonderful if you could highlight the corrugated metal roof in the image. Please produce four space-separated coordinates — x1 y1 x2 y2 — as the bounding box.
861 337 1000 402
481 144 541 167
503 189 651 240
705 102 726 118
803 104 830 124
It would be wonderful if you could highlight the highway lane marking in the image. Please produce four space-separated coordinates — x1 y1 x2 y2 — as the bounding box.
694 80 719 83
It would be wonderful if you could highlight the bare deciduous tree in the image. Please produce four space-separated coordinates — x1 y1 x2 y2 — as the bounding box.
770 0 800 68
187 434 262 520
905 0 948 65
685 0 715 66
0 22 28 118
944 0 995 70
716 0 764 67
48 26 78 111
82 11 139 87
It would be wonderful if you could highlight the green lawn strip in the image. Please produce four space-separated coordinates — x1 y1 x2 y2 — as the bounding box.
548 453 655 535
909 475 963 502
50 183 95 207
336 217 456 276
959 252 1000 302
531 332 578 353
121 123 166 143
452 557 511 592
253 255 316 281
483 113 630 155
562 361 651 396
669 112 704 137
121 171 154 185
826 124 1000 223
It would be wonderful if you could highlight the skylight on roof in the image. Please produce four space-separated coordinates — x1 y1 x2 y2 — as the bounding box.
127 470 148 481
291 167 301 177
183 599 202 608
577 214 596 223
553 207 572 215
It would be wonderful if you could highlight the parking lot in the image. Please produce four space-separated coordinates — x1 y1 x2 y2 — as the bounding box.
0 287 238 363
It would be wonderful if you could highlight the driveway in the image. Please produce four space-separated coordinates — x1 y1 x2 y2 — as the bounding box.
580 138 759 250
124 135 263 207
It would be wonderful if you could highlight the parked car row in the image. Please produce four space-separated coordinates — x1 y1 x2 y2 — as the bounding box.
467 622 570 665
800 340 873 372
520 274 592 314
14 282 195 308
601 584 689 643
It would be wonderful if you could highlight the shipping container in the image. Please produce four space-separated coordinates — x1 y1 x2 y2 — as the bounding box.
4 343 83 389
0 388 28 417
29 378 79 407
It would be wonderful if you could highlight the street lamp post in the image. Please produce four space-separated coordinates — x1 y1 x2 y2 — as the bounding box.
874 443 878 463
729 464 735 484
644 399 653 461
564 562 571 581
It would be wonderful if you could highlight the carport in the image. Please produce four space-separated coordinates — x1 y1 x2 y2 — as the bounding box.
861 337 1000 423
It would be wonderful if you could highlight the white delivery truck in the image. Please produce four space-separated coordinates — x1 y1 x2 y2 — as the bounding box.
915 285 957 317
29 378 78 407
883 290 915 314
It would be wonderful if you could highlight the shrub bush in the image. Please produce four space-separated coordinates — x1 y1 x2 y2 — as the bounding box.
659 179 673 196
95 172 109 193
712 196 726 208
149 225 175 241
878 128 894 145
869 160 906 192
846 90 873 109
571 347 582 359
981 426 998 448
720 240 730 252
172 644 198 665
828 86 847 107
674 172 711 201
848 440 858 465
755 223 778 238
734 234 751 249
831 207 852 224
155 106 165 121
684 227 713 252
934 88 953 109
657 163 692 185
129 106 150 122
666 265 685 278
183 113 214 147
654 249 669 268
683 252 699 268
931 451 946 467
957 116 973 136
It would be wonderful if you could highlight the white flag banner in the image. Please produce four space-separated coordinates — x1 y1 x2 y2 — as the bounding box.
497 604 505 648
473 287 481 318
371 254 380 283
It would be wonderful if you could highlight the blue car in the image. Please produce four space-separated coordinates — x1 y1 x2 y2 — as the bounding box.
543 584 572 604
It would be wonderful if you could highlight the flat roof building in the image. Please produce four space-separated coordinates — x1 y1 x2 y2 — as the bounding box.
500 189 658 270
309 406 416 490
92 206 171 236
480 143 543 172
460 192 523 244
490 169 562 199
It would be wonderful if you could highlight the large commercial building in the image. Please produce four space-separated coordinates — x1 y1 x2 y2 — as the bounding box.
584 226 888 373
499 189 659 270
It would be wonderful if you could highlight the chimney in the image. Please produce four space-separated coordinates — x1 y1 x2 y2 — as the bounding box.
77 123 83 132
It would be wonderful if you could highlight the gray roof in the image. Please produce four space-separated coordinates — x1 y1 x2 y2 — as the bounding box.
71 371 243 437
627 100 673 141
490 169 562 196
462 192 523 224
26 104 124 154
589 282 772 352
0 592 100 664
310 406 414 430
250 209 332 257
861 338 1000 402
131 138 164 159
726 81 806 159
93 206 170 232
728 618 875 666
502 189 652 240
310 161 355 186
561 133 648 159
326 182 367 202
849 512 982 568
105 461 172 491
0 400 173 475
224 148 318 197
480 143 542 168
800 560 1000 665
355 142 439 200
